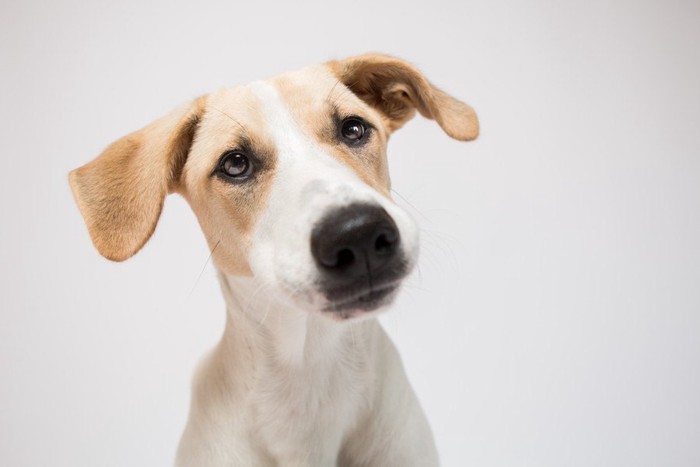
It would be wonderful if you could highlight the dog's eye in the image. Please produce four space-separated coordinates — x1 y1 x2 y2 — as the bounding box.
219 151 252 179
340 117 368 145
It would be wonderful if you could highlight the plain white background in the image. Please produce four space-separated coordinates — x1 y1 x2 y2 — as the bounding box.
1 0 699 465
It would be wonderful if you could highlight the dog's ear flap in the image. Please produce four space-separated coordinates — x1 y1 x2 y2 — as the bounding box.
328 53 479 141
69 96 206 262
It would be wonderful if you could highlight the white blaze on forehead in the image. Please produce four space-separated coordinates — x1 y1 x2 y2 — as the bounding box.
248 80 377 210
248 80 311 163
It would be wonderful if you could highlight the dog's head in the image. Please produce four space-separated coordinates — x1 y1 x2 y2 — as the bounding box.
69 54 478 320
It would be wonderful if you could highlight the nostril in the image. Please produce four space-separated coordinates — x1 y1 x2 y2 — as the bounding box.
318 247 356 270
335 248 356 269
374 225 399 256
374 232 395 255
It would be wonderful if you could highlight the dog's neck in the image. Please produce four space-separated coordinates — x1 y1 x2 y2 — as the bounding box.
216 271 377 372
210 271 382 463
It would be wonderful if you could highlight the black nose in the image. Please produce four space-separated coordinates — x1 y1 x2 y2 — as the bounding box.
311 203 401 281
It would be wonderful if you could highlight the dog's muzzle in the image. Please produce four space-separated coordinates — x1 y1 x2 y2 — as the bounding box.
311 203 408 313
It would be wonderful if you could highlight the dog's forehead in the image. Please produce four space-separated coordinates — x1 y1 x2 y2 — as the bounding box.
267 64 339 109
204 64 335 120
203 64 381 137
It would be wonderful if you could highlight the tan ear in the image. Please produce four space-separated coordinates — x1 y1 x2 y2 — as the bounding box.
328 53 479 141
69 96 206 262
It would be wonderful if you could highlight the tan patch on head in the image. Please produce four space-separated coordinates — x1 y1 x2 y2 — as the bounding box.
181 87 278 276
270 67 392 197
327 53 479 141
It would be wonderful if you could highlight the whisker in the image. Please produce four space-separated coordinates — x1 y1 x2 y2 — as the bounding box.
390 188 431 223
209 105 246 133
257 293 275 329
420 229 461 273
402 282 430 293
187 240 221 299
247 280 271 310
325 79 342 105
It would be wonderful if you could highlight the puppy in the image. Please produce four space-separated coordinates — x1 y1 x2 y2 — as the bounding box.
69 53 479 467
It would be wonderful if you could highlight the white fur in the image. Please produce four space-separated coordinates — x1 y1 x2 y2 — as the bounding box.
176 80 437 467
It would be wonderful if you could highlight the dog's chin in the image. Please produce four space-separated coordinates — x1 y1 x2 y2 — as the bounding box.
320 283 400 321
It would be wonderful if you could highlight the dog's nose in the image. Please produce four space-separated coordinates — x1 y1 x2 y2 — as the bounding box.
311 203 400 280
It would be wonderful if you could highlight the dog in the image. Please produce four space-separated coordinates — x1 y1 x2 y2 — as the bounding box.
69 53 479 467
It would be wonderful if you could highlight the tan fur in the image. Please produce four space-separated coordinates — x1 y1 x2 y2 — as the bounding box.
272 68 392 196
327 53 479 141
180 87 279 276
69 96 206 262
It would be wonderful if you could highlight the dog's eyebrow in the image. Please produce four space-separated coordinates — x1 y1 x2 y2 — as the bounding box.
210 105 248 134
207 106 278 161
326 81 361 109
325 79 343 106
208 105 256 154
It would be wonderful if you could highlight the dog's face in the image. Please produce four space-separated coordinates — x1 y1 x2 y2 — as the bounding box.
69 54 478 320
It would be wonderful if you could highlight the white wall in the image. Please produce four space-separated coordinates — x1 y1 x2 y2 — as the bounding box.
1 0 699 465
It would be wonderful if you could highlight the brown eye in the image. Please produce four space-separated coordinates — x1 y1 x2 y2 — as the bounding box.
340 117 368 144
219 151 252 180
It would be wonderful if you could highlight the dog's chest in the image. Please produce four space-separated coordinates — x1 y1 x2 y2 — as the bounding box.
250 347 374 465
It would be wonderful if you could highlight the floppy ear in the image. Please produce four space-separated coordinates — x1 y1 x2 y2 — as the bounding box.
69 96 206 262
328 53 479 141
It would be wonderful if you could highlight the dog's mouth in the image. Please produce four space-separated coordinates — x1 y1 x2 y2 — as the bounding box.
322 282 400 316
